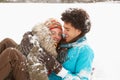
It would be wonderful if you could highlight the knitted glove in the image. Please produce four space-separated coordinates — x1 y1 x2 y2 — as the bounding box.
38 51 62 74
18 31 33 56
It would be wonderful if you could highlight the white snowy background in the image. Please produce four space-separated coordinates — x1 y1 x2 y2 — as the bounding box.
0 3 120 80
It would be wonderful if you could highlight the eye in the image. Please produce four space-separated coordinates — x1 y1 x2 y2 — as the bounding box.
66 29 69 31
65 28 69 31
51 31 55 35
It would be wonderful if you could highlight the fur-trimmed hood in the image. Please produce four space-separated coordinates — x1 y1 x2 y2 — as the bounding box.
17 22 59 80
31 23 58 57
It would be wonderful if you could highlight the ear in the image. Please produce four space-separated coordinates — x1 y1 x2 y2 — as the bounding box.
76 29 82 35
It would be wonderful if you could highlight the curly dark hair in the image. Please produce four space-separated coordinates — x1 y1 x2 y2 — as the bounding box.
61 8 91 37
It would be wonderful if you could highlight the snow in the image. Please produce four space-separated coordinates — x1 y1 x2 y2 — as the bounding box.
0 3 120 80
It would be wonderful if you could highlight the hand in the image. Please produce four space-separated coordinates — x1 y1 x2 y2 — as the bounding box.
38 51 62 74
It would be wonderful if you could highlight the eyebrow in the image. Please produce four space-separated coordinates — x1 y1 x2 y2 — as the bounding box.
64 26 69 29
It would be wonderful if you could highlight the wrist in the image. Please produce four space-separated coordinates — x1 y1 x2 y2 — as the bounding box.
54 64 62 74
57 67 68 78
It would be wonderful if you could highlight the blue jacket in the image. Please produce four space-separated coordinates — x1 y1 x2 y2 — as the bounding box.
49 36 94 80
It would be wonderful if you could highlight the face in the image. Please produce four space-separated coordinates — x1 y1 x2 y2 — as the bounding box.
50 28 62 44
63 22 81 43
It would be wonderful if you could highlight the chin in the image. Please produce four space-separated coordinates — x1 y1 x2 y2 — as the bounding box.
65 40 70 43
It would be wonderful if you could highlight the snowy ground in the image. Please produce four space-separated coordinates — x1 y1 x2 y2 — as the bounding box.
0 3 120 80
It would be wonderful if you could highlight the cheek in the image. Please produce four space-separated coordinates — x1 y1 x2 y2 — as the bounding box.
68 33 74 39
57 35 62 41
59 37 62 41
67 32 72 37
51 35 56 40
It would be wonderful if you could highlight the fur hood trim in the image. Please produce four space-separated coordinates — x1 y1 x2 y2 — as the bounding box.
32 23 57 57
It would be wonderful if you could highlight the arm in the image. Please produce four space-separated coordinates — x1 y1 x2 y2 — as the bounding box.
75 49 94 80
18 31 33 56
38 46 94 80
59 46 94 80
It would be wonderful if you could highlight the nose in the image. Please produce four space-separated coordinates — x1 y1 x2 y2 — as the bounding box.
62 34 66 38
62 31 67 38
63 30 67 35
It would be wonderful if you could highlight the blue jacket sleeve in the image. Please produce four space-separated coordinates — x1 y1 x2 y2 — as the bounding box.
58 46 94 80
75 46 94 80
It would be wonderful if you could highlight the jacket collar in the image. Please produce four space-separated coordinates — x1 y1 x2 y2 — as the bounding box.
60 36 86 48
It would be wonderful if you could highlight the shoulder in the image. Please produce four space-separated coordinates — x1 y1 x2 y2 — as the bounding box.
71 44 94 59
